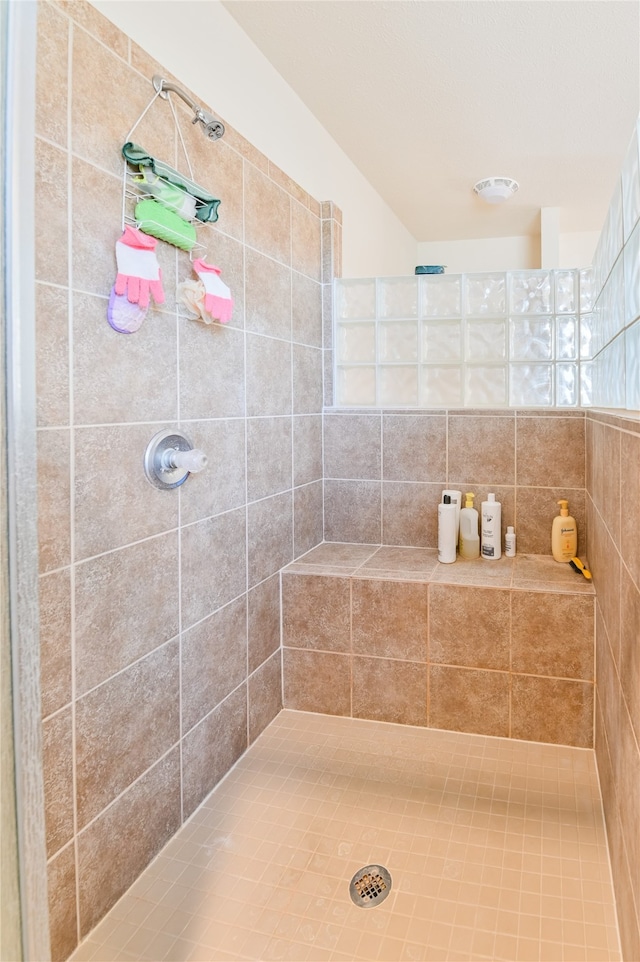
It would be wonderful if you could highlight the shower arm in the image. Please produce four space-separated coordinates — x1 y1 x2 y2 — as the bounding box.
152 75 225 140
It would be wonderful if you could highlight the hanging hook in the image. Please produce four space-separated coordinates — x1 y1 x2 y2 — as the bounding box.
152 75 225 141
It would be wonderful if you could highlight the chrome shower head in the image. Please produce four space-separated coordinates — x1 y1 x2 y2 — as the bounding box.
153 75 225 141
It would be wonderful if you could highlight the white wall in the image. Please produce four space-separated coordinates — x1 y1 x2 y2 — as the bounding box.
559 231 599 268
415 235 540 275
90 0 417 277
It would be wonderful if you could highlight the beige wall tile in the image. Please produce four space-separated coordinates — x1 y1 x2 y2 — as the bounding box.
283 648 350 716
248 574 281 674
515 486 586 555
291 200 321 281
324 414 381 479
293 481 323 558
57 0 129 58
615 704 640 910
246 333 292 416
39 568 72 718
244 162 291 265
70 159 124 298
511 675 593 747
448 415 515 485
353 657 427 726
178 419 246 525
293 415 322 486
620 431 640 585
42 708 74 858
75 640 180 827
595 604 622 754
282 573 351 653
324 480 381 544
75 532 179 695
383 415 446 482
516 416 585 488
382 481 441 548
620 564 640 745
176 128 244 243
77 749 181 936
430 584 510 670
589 509 621 656
247 417 292 501
511 591 594 680
181 597 247 733
35 282 69 429
245 248 292 340
292 273 322 347
247 492 293 588
36 2 68 146
73 294 177 425
429 665 509 737
292 344 323 415
35 138 68 287
248 651 282 744
74 423 178 559
599 423 621 545
179 323 245 419
181 686 248 819
352 579 428 661
47 843 77 962
181 509 247 627
37 427 71 573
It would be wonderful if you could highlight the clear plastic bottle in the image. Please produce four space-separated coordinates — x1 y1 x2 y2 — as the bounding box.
458 492 480 560
481 493 502 560
505 525 516 557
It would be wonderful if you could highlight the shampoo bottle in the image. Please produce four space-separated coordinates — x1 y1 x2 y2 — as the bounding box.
441 489 462 539
438 495 457 564
458 492 480 560
481 493 501 560
552 499 577 562
505 525 516 557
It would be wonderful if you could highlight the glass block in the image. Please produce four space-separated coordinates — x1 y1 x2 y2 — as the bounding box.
421 366 463 407
420 275 462 317
622 120 640 242
554 270 577 314
601 336 626 408
336 322 376 363
556 363 578 406
556 316 578 360
624 219 640 325
465 319 507 362
336 366 376 406
579 268 593 314
509 271 552 314
626 320 640 410
579 313 594 360
465 365 508 407
465 273 506 316
509 364 553 407
580 361 593 407
509 317 553 361
379 321 418 362
421 319 462 363
378 277 418 319
379 365 418 406
336 278 376 319
608 255 626 340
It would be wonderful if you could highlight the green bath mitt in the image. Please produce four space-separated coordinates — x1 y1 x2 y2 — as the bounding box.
134 199 197 251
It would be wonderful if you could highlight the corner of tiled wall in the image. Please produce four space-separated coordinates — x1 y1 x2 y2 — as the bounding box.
35 0 325 956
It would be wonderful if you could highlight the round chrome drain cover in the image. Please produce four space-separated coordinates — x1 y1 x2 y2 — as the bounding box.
349 865 392 908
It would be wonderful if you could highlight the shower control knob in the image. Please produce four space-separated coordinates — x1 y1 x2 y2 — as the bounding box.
144 429 207 489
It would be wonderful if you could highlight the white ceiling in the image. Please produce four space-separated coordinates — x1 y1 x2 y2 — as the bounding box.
221 0 640 242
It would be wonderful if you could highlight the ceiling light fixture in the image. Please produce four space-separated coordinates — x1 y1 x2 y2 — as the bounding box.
473 177 519 204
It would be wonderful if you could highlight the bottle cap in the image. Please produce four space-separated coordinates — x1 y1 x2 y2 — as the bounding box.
443 495 451 504
557 499 569 516
488 493 496 502
465 492 475 507
507 525 514 533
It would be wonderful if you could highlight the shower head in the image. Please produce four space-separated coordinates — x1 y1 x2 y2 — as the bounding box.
152 75 225 141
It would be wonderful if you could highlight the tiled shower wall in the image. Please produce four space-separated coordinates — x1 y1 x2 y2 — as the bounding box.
34 2 328 957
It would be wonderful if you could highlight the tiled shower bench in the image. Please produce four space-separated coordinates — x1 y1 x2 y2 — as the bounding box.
281 543 596 748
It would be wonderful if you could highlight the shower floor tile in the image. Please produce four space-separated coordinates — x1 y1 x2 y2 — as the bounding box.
70 710 621 962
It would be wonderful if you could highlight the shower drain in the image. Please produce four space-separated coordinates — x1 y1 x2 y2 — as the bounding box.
349 865 392 908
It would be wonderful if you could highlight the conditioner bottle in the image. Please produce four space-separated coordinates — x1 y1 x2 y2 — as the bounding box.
552 499 577 562
481 493 502 560
458 492 480 560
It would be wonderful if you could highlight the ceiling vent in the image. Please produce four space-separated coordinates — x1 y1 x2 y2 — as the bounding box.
473 177 519 204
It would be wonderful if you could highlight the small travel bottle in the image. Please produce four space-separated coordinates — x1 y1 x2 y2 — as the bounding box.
505 525 516 557
438 495 457 563
552 499 577 562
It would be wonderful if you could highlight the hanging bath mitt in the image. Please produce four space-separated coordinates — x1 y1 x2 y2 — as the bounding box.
135 199 197 251
107 287 147 334
114 225 164 308
193 259 233 324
